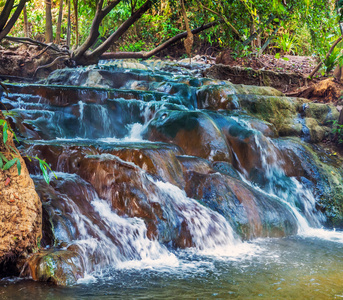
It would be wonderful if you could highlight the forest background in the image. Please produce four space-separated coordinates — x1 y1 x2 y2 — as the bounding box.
0 0 342 74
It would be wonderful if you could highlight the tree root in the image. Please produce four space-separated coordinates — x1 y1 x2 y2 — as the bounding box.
5 36 50 48
32 55 69 78
32 44 68 59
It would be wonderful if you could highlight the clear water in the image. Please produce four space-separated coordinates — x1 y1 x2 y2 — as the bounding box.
2 236 343 299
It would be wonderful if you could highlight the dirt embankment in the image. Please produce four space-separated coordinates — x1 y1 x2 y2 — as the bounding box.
0 43 63 79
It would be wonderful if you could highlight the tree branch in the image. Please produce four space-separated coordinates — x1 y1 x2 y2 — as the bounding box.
33 55 69 78
102 0 121 17
99 21 220 60
73 0 122 60
4 36 49 47
89 0 153 60
196 0 243 41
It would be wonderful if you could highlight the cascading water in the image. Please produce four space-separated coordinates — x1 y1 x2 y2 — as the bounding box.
2 60 343 298
229 116 325 231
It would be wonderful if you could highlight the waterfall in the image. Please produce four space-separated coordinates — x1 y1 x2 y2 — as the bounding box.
229 116 325 232
4 62 343 285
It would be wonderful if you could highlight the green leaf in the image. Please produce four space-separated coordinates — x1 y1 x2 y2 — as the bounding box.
16 158 21 175
39 161 50 184
0 152 8 163
3 122 8 144
0 156 3 169
275 53 281 59
282 57 289 61
3 158 17 170
8 145 19 155
273 18 280 22
11 130 19 143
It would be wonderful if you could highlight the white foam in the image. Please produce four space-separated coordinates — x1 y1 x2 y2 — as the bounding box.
298 227 343 243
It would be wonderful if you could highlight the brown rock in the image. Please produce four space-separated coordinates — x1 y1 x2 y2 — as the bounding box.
0 112 42 274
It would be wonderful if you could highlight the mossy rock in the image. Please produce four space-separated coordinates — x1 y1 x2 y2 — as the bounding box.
303 103 339 125
28 249 84 285
234 84 284 97
305 118 331 143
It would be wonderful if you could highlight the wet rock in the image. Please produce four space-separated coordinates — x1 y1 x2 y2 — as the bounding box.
302 103 339 125
239 94 302 133
27 249 84 285
144 110 232 163
207 113 282 176
277 137 343 227
196 84 239 110
183 170 298 239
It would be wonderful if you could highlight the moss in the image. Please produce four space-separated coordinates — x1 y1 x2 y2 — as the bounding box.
304 103 339 125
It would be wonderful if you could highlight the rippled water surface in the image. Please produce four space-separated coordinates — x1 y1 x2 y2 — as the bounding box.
2 235 343 299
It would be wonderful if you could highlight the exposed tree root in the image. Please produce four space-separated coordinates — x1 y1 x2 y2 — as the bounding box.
33 55 69 78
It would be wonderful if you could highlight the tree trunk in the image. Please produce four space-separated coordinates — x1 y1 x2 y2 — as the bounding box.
23 3 29 38
0 0 28 42
55 0 64 44
73 0 79 46
181 0 193 61
99 21 220 60
86 0 153 62
73 0 122 60
45 0 53 43
67 0 71 48
0 0 15 32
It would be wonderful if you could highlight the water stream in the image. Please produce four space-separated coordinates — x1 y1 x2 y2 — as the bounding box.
1 60 343 298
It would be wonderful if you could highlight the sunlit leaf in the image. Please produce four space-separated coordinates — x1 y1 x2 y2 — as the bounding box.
0 153 8 163
3 122 8 144
16 159 21 175
3 158 17 170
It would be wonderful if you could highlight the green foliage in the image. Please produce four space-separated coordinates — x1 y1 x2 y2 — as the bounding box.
0 119 22 176
331 120 343 144
3 0 341 63
274 33 297 54
0 119 55 184
323 46 343 75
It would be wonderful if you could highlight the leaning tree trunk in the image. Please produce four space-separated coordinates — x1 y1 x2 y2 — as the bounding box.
55 0 64 44
181 0 193 61
45 0 53 43
23 3 29 37
73 0 79 46
66 0 71 48
99 21 220 60
0 0 28 42
74 0 152 65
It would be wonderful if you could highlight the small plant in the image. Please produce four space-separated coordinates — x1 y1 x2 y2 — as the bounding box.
274 33 298 55
323 47 343 75
331 120 343 144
